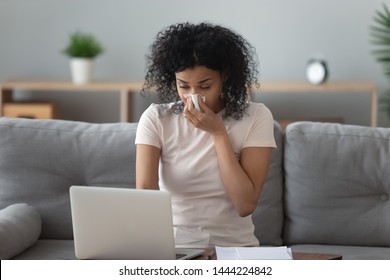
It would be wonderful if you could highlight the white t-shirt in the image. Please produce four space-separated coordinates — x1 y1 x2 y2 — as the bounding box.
135 102 276 247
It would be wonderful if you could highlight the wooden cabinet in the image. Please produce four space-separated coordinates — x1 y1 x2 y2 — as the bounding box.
2 102 56 119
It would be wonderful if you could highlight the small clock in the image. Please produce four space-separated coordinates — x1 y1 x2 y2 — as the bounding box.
305 59 328 85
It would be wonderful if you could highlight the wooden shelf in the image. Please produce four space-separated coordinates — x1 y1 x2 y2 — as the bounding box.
0 79 143 91
0 79 143 122
257 81 378 127
0 79 378 126
259 81 376 93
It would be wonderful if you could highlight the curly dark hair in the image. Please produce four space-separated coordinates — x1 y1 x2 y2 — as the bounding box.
142 22 259 120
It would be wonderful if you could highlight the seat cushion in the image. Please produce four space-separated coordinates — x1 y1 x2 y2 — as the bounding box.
12 239 77 260
283 122 390 247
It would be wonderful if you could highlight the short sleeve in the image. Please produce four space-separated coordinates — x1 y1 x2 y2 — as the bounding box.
135 104 162 149
243 103 277 148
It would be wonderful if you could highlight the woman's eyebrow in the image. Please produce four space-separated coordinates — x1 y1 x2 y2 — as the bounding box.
176 78 212 84
198 78 212 83
176 78 189 84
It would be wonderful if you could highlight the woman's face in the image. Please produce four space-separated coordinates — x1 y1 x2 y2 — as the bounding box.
175 66 224 113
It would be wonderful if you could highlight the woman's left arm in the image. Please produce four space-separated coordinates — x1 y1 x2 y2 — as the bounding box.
213 133 273 217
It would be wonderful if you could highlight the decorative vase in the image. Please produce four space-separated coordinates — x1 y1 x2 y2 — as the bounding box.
70 58 93 84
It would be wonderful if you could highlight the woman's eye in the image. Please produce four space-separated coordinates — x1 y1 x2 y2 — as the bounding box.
200 86 210 90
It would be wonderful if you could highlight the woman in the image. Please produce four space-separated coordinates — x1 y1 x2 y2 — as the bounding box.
135 22 276 248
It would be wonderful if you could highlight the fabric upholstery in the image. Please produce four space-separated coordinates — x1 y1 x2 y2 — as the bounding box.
0 117 137 239
252 121 284 246
12 239 76 260
0 203 41 259
2 117 390 260
283 122 390 246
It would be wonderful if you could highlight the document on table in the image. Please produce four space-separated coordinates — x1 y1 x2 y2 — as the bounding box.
215 246 293 260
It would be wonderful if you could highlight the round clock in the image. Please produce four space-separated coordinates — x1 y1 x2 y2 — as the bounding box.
305 59 328 84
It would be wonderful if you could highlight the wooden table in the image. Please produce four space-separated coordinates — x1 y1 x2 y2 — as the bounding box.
195 247 342 260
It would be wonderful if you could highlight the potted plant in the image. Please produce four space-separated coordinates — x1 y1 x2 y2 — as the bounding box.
63 31 104 84
370 3 390 118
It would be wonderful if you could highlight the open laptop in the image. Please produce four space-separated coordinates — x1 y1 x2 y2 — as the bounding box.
69 186 204 260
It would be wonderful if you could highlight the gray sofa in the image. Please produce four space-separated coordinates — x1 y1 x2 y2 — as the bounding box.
1 116 389 260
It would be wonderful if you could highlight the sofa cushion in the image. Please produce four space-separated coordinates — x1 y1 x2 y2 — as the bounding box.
0 117 138 239
283 122 390 247
252 121 284 246
12 239 77 260
0 203 41 259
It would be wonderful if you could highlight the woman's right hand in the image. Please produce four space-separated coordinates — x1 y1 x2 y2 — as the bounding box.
183 95 226 137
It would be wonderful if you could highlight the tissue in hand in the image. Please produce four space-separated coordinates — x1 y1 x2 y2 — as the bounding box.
184 93 206 111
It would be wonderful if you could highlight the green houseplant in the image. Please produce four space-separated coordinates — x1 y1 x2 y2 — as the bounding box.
63 32 104 84
63 32 104 58
370 3 390 118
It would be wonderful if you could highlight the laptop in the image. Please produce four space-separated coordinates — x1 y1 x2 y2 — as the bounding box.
69 185 204 260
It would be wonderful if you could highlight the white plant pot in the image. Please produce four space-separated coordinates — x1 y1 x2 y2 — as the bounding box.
70 58 94 84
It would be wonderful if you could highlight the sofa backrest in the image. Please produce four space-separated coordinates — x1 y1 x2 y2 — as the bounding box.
252 121 284 246
0 118 137 239
283 121 390 247
0 117 285 244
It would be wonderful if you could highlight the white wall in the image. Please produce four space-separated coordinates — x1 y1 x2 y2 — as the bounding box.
1 0 389 126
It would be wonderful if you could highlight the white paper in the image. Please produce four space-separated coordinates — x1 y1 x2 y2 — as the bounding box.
215 246 293 260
